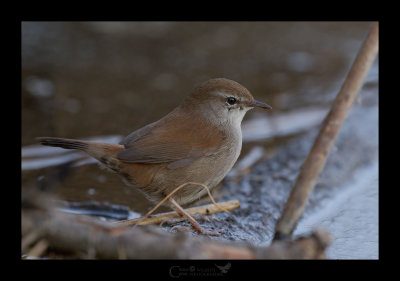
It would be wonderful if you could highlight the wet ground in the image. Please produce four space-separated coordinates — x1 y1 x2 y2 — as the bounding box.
21 22 378 259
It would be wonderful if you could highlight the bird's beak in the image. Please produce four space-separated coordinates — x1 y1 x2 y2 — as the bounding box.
247 99 272 110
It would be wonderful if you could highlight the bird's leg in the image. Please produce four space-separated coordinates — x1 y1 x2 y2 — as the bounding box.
168 197 220 236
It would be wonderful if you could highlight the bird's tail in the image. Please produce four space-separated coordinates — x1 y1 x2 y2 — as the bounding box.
37 137 89 151
37 137 124 172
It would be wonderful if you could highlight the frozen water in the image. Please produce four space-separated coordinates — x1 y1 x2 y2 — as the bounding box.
242 107 329 142
294 161 378 259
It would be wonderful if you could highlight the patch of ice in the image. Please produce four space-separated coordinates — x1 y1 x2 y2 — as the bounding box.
242 107 328 142
294 160 378 259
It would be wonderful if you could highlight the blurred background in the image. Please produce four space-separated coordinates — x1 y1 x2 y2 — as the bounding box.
21 21 375 212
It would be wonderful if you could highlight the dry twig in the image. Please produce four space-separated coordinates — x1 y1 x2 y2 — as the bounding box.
26 239 49 258
129 181 230 227
117 199 240 226
274 22 379 240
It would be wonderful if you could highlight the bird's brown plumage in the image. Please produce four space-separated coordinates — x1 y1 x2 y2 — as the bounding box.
118 106 226 169
38 78 266 207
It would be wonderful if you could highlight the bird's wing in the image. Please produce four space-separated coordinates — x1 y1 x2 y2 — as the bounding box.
117 108 225 168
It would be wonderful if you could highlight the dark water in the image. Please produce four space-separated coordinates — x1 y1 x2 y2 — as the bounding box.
21 21 374 214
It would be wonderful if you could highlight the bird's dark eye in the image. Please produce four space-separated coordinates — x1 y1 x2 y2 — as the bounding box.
227 97 237 105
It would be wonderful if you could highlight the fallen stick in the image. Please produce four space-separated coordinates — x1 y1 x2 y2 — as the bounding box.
22 209 330 259
26 239 49 258
274 22 379 240
117 199 240 226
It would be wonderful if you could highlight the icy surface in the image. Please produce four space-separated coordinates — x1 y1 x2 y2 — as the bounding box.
242 107 329 142
294 161 378 259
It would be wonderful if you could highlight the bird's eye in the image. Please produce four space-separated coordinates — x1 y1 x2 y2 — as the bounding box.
227 97 237 105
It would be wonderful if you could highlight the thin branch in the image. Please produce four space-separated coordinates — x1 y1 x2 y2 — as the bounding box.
274 22 379 240
21 230 41 253
117 199 240 226
128 181 231 227
26 239 49 258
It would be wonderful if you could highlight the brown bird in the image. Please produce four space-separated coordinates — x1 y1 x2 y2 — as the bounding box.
38 78 271 235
